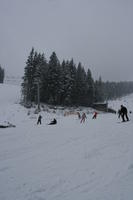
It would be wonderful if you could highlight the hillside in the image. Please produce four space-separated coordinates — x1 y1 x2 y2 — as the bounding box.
0 83 133 200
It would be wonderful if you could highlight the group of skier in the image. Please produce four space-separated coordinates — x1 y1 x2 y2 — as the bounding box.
79 105 130 123
37 111 98 125
78 111 98 123
37 115 57 125
78 105 130 123
36 104 130 125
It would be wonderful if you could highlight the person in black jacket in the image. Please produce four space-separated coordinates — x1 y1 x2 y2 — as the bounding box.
37 115 42 125
120 105 129 122
48 118 57 125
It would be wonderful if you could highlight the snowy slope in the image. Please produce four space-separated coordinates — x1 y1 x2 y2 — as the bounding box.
0 83 21 124
0 83 133 200
108 93 133 113
0 83 20 105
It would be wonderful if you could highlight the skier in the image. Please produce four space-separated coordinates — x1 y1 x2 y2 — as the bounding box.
118 109 121 119
37 115 42 125
92 111 98 119
119 105 129 122
48 118 57 125
80 112 87 123
77 112 81 119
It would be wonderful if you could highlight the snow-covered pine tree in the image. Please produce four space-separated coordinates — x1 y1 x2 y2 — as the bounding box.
37 53 49 103
86 68 94 106
22 48 46 105
62 59 76 105
94 76 104 102
59 60 72 105
47 52 61 105
33 52 47 104
22 47 35 105
74 62 87 105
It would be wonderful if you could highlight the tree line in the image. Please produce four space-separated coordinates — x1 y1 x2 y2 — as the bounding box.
0 65 4 83
21 48 133 107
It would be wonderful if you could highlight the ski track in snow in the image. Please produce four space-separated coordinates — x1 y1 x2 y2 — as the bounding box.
0 83 133 200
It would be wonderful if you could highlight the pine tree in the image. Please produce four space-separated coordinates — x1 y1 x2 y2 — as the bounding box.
86 68 94 105
62 59 77 105
59 60 71 105
38 53 48 103
47 52 61 104
74 62 87 105
94 76 104 102
22 48 35 105
22 48 47 105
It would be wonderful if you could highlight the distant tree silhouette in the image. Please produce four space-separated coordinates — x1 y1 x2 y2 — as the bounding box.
0 65 5 83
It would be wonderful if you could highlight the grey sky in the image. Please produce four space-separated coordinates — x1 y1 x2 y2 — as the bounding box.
0 0 133 81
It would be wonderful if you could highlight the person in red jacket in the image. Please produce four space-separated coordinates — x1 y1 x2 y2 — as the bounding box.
92 111 98 119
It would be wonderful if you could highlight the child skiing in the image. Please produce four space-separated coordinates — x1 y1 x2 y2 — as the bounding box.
80 112 87 123
92 111 98 119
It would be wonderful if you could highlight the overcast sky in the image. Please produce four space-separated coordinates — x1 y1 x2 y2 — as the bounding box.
0 0 133 81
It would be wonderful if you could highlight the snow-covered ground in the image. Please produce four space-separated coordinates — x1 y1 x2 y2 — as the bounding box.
0 83 133 200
